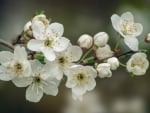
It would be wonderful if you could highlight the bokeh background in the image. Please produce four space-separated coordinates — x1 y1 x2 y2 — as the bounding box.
0 0 150 113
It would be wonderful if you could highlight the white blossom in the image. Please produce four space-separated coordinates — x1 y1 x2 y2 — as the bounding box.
107 57 119 70
13 60 60 102
47 44 83 80
78 34 93 49
0 46 31 81
97 63 112 78
126 52 149 76
27 19 70 61
65 65 97 100
94 32 109 47
111 12 143 51
96 44 113 60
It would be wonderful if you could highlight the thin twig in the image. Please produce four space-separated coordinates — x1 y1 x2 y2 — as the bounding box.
0 38 14 50
81 51 136 65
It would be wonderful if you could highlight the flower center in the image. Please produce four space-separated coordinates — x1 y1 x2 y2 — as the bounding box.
131 58 145 69
77 73 85 81
14 63 23 75
58 57 65 64
44 39 53 47
121 20 137 35
34 76 41 83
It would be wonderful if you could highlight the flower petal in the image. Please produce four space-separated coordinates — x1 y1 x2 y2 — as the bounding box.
14 46 27 60
31 21 45 40
42 48 56 61
111 14 120 32
27 39 43 52
121 12 134 22
46 22 64 38
12 77 33 87
134 23 143 36
30 60 43 75
26 84 43 102
42 80 58 96
86 66 97 78
66 79 77 88
72 85 86 95
0 66 15 81
124 37 139 51
0 51 13 63
21 61 32 77
86 79 96 91
65 45 83 62
41 62 63 80
53 37 70 52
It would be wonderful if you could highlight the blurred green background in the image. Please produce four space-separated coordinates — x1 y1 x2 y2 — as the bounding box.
0 0 150 113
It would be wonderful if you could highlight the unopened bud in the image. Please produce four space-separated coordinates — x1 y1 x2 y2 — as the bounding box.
107 57 119 70
24 21 32 32
96 45 113 60
97 63 112 78
78 34 93 49
94 32 109 47
145 33 150 43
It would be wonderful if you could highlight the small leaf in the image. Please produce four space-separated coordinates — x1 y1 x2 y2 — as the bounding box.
35 10 45 16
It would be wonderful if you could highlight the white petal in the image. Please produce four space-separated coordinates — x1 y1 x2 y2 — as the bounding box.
86 79 96 91
111 14 120 32
21 61 32 77
41 63 63 80
66 80 77 88
14 46 27 60
86 66 97 78
0 66 15 81
26 84 43 102
46 22 64 38
134 23 143 36
65 45 83 62
42 80 58 96
0 51 13 63
42 48 56 61
124 37 139 51
31 21 45 40
12 77 33 87
27 39 43 52
53 37 70 52
72 85 86 95
30 60 43 75
121 12 134 22
72 93 83 101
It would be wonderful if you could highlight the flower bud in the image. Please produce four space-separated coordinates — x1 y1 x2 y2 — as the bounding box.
126 52 149 76
32 14 49 25
97 63 112 78
94 32 109 47
96 44 113 60
107 57 119 70
145 33 150 43
78 34 93 49
24 21 32 32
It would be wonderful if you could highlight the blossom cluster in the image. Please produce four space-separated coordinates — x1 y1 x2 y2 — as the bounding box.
0 12 149 102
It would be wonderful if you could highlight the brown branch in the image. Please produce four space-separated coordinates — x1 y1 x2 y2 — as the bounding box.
0 38 14 50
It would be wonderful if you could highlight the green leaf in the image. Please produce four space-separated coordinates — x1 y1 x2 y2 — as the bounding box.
35 53 45 63
35 10 45 15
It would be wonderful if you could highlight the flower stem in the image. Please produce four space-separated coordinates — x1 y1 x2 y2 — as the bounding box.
119 62 126 68
80 47 93 61
114 35 121 51
0 38 14 50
